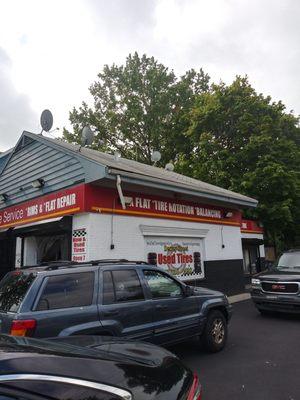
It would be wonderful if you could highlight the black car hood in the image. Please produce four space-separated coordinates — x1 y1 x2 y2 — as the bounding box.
0 335 192 400
50 335 177 366
256 270 300 282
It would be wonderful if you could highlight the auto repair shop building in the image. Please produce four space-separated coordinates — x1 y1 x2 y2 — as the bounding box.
0 132 263 295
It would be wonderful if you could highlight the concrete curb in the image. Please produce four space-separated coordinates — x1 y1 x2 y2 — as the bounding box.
228 293 251 304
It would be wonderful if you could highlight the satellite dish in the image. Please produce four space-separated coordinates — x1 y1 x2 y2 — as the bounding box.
114 151 121 161
151 151 161 164
81 126 95 146
40 109 53 132
165 162 174 172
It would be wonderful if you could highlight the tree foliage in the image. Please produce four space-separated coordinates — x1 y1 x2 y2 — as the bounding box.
177 77 300 250
64 53 300 250
63 52 209 165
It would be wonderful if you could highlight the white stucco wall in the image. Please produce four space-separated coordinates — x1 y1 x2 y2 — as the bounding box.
72 212 243 263
259 244 265 257
23 236 38 266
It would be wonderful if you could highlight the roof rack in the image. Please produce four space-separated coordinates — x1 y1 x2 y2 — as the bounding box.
20 261 78 271
42 260 79 271
21 259 150 271
87 259 129 265
86 259 149 266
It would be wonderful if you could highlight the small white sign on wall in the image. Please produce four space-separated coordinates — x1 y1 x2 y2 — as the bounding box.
72 228 88 262
145 236 205 281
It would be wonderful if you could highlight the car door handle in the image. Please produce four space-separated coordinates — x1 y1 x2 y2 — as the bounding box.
155 305 168 310
103 310 119 316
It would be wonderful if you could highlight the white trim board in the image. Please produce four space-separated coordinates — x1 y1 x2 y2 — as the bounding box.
139 225 209 238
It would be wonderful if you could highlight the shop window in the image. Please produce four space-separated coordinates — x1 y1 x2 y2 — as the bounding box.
144 270 183 299
102 270 144 304
23 234 70 267
36 272 94 310
37 235 69 263
243 245 259 275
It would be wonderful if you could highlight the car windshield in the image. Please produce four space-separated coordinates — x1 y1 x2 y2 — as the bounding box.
0 271 36 312
275 253 300 271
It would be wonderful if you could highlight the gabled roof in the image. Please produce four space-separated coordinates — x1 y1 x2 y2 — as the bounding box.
0 148 13 174
19 132 257 208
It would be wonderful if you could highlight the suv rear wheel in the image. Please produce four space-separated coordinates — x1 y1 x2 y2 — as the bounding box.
201 310 227 352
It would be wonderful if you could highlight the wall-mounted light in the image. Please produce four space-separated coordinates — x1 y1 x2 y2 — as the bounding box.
0 193 8 203
32 178 45 189
224 211 234 218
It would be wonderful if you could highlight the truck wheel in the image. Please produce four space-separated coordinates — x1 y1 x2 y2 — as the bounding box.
201 310 227 353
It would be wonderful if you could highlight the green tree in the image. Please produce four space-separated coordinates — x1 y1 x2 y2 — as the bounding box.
178 76 300 251
63 52 209 165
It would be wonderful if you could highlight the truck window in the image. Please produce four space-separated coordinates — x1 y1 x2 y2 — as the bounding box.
103 269 144 304
144 270 183 299
0 271 35 313
36 272 94 310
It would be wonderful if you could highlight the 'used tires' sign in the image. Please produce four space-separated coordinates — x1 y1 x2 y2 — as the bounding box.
145 237 205 281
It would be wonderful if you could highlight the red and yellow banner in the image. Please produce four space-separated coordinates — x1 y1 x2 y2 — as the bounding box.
0 183 253 229
85 185 242 226
0 185 85 228
241 219 264 234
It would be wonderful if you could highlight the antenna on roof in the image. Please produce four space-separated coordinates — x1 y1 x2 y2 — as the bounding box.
165 162 174 172
40 110 53 134
77 126 95 152
114 151 121 162
151 151 161 166
81 126 95 146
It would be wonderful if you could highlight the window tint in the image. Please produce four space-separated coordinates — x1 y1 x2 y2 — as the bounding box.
103 271 115 304
36 272 94 310
144 270 183 299
0 272 35 312
102 269 144 304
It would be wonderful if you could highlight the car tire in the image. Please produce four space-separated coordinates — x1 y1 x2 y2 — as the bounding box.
201 310 227 353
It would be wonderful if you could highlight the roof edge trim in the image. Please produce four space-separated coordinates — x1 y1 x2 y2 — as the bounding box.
107 169 258 208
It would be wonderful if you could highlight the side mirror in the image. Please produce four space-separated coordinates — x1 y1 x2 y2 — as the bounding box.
184 285 194 296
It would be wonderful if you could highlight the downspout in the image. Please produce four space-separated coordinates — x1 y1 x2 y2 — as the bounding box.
116 175 126 210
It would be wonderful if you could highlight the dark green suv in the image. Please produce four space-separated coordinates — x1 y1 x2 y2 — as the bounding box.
0 260 232 352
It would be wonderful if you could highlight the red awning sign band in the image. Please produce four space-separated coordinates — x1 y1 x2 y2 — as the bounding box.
0 184 261 230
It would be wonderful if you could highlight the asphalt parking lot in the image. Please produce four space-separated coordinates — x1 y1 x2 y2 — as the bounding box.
170 300 300 400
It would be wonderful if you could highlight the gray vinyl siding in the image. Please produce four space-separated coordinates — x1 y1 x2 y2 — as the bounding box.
0 141 85 209
0 153 11 174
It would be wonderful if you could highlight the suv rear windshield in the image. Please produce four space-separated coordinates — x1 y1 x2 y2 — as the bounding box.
0 271 35 312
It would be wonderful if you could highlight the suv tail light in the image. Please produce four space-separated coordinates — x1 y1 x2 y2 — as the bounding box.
187 373 202 400
10 319 36 337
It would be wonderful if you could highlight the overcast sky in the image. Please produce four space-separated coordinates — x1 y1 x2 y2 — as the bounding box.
0 0 299 151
